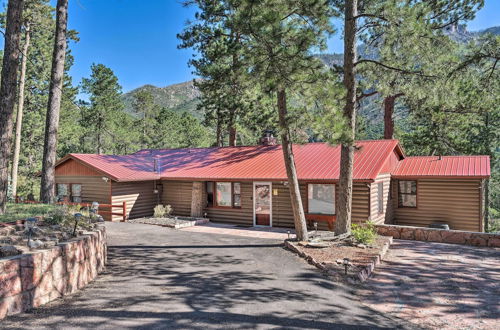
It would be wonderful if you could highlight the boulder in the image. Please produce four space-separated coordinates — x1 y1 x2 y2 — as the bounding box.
0 245 22 257
28 239 45 249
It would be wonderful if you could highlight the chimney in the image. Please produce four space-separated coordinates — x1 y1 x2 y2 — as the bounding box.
438 155 442 160
153 156 161 174
260 130 277 146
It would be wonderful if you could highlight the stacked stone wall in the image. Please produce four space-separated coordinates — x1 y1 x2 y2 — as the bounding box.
0 225 106 320
376 224 500 247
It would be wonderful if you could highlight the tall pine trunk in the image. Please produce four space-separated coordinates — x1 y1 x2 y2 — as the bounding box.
335 0 358 235
11 24 31 199
277 88 308 241
383 93 403 139
0 0 25 214
40 0 68 203
216 109 223 147
228 111 236 146
383 95 395 139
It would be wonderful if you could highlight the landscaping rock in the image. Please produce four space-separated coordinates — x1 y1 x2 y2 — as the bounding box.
306 241 330 248
28 239 44 249
0 245 22 257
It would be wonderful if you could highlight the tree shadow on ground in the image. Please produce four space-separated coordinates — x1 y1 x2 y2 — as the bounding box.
360 240 500 328
2 228 411 329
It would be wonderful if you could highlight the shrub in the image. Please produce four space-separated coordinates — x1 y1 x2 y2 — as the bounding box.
154 205 166 218
351 221 377 245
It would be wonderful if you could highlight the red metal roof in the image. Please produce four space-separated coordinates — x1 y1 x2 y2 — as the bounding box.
392 156 490 178
60 140 402 182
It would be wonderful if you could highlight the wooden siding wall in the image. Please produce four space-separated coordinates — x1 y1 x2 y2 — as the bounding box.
162 180 193 216
111 181 158 221
161 180 372 229
369 174 391 225
55 159 102 176
55 176 111 220
204 182 254 226
392 179 482 232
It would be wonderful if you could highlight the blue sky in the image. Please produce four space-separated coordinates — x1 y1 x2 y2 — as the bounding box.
2 0 500 93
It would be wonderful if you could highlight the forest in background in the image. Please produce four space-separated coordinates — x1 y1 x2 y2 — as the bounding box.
0 0 498 232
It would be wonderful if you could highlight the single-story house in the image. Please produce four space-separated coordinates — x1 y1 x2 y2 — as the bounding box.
52 139 490 232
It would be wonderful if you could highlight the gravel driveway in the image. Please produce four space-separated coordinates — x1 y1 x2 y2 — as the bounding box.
1 222 410 329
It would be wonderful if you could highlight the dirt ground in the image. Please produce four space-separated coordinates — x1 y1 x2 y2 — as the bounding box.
360 239 500 330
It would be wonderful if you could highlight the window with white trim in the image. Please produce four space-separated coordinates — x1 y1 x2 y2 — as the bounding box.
307 184 335 215
398 180 417 207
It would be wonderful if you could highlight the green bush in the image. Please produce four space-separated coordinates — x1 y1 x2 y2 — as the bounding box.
351 221 377 245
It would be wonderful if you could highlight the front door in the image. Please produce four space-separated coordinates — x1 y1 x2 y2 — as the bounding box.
254 182 272 226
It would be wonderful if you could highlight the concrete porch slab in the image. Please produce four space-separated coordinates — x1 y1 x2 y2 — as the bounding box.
180 223 295 240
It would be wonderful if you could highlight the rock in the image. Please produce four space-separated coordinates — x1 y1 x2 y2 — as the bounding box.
306 241 330 248
298 241 308 246
356 243 367 249
0 245 22 257
28 239 45 249
336 259 343 264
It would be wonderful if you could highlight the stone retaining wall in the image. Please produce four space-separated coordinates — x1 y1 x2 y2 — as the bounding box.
376 224 500 247
0 225 106 320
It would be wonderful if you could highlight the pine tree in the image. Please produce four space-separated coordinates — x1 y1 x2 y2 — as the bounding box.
0 0 25 214
234 0 333 240
80 63 126 154
40 0 68 203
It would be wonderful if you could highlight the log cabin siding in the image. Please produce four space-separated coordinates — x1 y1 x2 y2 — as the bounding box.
111 181 158 221
161 180 193 216
55 175 111 220
55 159 102 176
392 179 482 231
161 179 375 229
369 173 392 225
204 182 254 226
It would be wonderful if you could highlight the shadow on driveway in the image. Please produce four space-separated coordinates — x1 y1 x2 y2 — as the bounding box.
360 240 500 329
1 222 412 329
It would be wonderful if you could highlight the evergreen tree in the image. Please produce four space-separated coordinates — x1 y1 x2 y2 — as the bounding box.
80 63 127 154
0 0 24 213
131 89 160 148
40 0 68 203
234 0 334 240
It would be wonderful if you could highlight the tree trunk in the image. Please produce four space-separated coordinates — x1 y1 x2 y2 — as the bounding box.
11 24 31 200
277 88 308 241
40 0 68 203
383 95 395 139
0 0 25 214
484 179 489 232
228 125 236 146
190 181 204 217
383 93 403 139
335 0 358 235
216 109 223 147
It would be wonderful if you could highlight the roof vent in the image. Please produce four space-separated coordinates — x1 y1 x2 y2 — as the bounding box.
438 155 442 160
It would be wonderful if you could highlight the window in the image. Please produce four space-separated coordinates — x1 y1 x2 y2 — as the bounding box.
56 183 69 202
398 180 417 207
206 182 214 207
207 182 242 208
377 182 384 214
216 182 232 207
57 183 82 203
233 183 241 207
307 184 335 215
71 184 82 203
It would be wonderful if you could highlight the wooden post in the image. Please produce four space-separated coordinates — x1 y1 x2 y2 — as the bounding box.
191 181 204 218
122 201 127 221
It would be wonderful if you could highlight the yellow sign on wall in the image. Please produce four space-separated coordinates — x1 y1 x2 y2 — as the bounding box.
273 189 278 196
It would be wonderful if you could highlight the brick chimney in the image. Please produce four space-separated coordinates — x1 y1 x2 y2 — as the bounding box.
260 130 277 146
